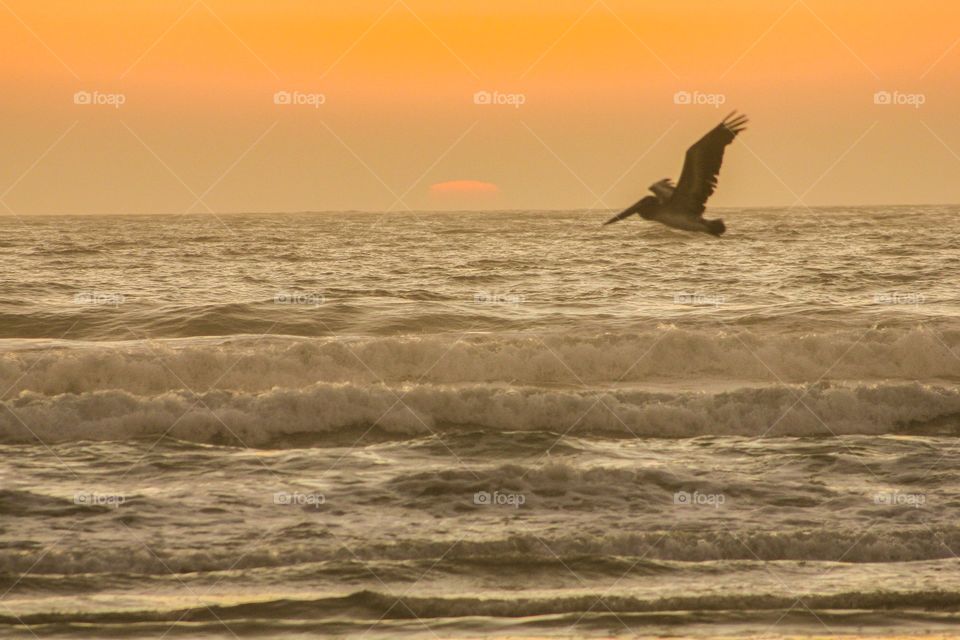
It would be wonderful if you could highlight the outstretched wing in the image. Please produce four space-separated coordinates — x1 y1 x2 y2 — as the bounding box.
649 178 675 203
669 112 747 216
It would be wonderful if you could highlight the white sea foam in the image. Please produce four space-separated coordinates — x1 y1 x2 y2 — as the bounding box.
1 325 958 398
2 380 958 444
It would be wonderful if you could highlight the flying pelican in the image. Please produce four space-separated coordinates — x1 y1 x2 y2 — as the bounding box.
604 112 748 236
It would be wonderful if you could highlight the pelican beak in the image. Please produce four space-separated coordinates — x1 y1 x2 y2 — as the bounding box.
603 203 640 226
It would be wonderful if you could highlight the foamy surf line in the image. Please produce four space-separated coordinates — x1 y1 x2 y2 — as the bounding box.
2 380 959 445
4 530 960 574
1 325 959 397
5 590 960 625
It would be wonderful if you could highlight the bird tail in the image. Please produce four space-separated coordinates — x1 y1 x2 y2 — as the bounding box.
706 218 726 236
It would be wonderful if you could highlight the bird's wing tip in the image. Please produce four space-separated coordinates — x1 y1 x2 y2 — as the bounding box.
722 111 749 134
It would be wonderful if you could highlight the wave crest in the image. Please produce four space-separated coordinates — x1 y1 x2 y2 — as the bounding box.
2 326 959 399
2 381 958 445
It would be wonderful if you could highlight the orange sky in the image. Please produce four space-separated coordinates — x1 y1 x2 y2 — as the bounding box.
1 0 959 213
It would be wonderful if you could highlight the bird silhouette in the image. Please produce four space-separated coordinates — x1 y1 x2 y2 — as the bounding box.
604 112 748 235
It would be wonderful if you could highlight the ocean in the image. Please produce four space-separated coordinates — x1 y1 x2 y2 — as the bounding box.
2 207 960 638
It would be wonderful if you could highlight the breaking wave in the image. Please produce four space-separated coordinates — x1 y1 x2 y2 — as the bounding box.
1 324 959 397
2 380 959 445
2 325 957 445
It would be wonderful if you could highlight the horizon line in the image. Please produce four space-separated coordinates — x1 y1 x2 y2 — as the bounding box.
1 202 958 217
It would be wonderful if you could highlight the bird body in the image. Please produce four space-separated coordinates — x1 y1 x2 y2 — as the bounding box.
604 112 747 235
648 205 725 235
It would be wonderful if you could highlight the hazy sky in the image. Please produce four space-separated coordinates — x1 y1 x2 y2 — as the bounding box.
2 0 959 214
